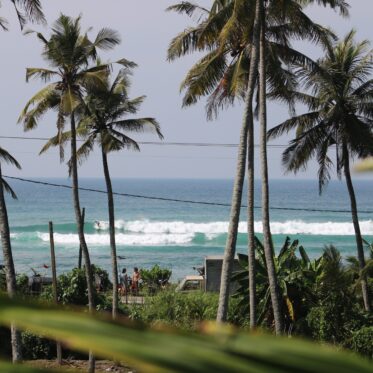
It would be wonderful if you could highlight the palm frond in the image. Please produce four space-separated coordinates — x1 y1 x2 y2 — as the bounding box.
0 147 21 169
93 28 121 50
111 118 163 140
2 178 18 199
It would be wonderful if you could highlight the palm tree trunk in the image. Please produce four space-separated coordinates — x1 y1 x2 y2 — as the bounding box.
0 164 22 362
247 125 256 329
70 114 96 372
343 144 371 312
101 146 119 319
217 0 261 323
258 1 284 334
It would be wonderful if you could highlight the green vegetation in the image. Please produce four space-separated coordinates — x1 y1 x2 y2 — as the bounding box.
0 294 372 373
0 0 372 371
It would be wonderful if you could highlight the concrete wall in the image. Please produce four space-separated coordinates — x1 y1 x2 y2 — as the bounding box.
205 258 241 293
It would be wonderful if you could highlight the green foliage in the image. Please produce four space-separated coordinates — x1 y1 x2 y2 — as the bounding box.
233 238 372 346
16 274 30 295
140 265 172 293
305 246 368 345
0 295 372 373
21 331 53 360
41 266 111 307
127 289 246 330
1 271 29 295
233 236 316 332
350 327 373 359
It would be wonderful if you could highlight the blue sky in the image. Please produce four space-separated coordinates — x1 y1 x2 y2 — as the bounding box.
0 0 372 180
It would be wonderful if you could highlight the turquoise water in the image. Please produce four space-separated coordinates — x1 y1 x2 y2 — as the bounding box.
4 178 373 280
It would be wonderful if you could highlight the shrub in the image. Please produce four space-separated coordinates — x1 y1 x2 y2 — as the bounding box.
350 327 373 359
127 289 246 330
140 265 172 294
41 266 112 307
21 331 54 360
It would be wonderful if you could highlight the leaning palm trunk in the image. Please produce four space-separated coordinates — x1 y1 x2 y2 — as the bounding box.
217 0 261 323
258 2 284 334
343 145 371 312
0 164 22 362
101 146 119 319
70 114 96 372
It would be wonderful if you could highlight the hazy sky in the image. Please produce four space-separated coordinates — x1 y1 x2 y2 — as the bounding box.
0 0 372 179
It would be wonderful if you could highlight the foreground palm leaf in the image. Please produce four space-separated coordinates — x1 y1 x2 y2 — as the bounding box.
355 158 373 172
0 362 47 372
0 296 372 373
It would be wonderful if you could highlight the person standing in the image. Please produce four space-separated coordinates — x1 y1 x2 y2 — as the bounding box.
131 267 140 296
119 268 128 296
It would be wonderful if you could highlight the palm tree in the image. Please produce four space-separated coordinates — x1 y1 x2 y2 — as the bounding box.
18 15 123 371
0 0 44 30
268 31 373 312
0 148 21 362
0 0 44 363
168 0 344 329
42 68 163 319
167 0 261 324
257 0 285 334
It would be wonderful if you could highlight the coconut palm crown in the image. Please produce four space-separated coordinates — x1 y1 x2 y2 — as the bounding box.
268 30 373 192
18 14 131 151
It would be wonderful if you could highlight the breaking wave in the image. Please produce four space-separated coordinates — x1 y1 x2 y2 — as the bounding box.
9 219 373 247
37 232 194 246
94 219 373 237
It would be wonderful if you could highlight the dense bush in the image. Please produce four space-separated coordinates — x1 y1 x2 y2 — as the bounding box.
350 327 373 359
41 266 112 308
141 265 172 286
21 331 54 360
127 289 246 330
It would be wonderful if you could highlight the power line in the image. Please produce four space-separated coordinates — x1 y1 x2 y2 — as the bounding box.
0 135 287 148
4 175 373 214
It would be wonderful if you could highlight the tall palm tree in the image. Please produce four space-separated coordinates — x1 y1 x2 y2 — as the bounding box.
0 0 44 30
168 0 343 329
256 0 349 334
257 0 285 334
42 68 163 319
167 0 260 324
18 15 123 371
0 0 44 363
0 148 21 362
268 31 373 312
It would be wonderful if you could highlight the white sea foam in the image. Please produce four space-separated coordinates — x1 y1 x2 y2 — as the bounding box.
37 232 194 246
93 219 373 236
32 219 373 247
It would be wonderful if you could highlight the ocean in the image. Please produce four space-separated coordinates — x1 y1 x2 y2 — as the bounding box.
5 178 373 281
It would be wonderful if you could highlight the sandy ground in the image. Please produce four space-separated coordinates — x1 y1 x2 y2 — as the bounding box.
26 359 137 372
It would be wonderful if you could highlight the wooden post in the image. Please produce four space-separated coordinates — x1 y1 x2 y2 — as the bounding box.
49 221 62 365
78 208 85 269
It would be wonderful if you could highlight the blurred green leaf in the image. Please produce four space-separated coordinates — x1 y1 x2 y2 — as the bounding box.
355 158 373 172
0 296 371 373
0 361 52 372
